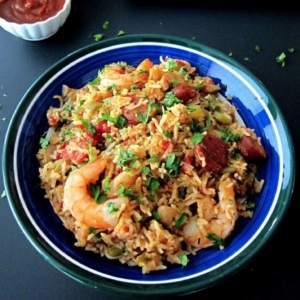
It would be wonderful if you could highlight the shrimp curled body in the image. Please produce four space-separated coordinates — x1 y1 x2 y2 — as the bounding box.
183 177 238 249
63 158 129 229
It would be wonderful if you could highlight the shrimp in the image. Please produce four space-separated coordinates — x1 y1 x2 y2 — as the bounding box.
63 157 129 229
100 58 154 89
183 177 237 249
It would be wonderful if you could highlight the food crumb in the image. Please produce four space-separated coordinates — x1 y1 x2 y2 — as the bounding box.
1 190 6 198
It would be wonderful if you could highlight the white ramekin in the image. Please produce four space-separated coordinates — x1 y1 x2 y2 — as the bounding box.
0 0 71 41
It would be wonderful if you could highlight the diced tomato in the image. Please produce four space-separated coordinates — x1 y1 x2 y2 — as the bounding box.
161 139 171 150
48 116 58 126
94 120 111 142
181 154 194 173
175 59 186 67
124 226 130 233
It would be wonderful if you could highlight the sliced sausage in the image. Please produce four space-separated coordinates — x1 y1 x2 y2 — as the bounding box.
171 83 197 103
194 134 229 173
237 135 266 161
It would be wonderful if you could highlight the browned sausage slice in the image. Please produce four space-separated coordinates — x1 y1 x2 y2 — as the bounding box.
171 83 197 103
237 135 266 161
194 134 229 173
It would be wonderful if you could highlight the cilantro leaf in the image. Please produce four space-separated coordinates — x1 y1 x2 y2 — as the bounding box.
165 154 181 176
106 202 119 214
206 233 225 248
136 103 159 124
276 52 286 67
177 253 189 267
117 149 138 167
191 132 204 145
118 184 141 204
93 33 104 42
146 177 160 196
219 128 241 142
254 45 261 52
164 91 180 107
165 58 178 71
81 119 96 135
117 30 125 36
100 113 126 128
174 212 187 227
103 21 109 30
90 184 107 204
148 155 159 163
164 130 172 139
1 190 6 198
152 210 161 222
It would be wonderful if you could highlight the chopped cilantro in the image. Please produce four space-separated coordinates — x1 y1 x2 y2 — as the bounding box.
1 190 6 198
87 142 96 162
178 67 188 74
103 21 109 30
163 130 172 139
103 177 111 192
103 98 111 105
80 99 86 106
100 113 126 128
228 52 233 57
118 149 138 167
171 79 178 87
118 184 141 204
152 210 161 222
117 30 125 36
131 85 137 92
136 103 159 124
2 117 7 121
276 52 286 67
254 45 261 52
189 120 206 133
206 233 225 248
148 155 159 163
177 253 189 267
64 104 74 112
191 132 204 145
93 33 104 42
106 202 119 214
146 177 160 196
141 166 151 175
81 119 96 135
90 184 107 204
39 132 50 149
219 128 241 142
165 154 181 176
288 48 295 53
165 58 178 71
174 212 187 227
244 57 250 61
164 91 181 107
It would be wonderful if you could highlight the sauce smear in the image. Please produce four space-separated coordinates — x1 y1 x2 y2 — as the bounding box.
0 0 65 24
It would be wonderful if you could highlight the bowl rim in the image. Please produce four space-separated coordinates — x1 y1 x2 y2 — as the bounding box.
2 34 295 296
0 0 71 27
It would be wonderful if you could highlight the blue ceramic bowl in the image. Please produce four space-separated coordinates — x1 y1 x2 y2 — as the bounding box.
2 35 294 297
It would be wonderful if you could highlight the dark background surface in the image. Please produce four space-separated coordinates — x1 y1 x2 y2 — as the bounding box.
1 1 299 299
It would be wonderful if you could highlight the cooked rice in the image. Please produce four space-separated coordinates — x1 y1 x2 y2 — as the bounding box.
37 57 265 273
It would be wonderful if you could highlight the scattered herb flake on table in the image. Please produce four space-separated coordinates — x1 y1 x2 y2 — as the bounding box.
255 45 261 52
276 52 286 67
103 21 109 30
288 48 295 53
93 33 104 42
228 52 233 57
1 190 6 198
117 30 125 36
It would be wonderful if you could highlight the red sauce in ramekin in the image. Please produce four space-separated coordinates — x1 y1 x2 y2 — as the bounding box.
0 0 65 24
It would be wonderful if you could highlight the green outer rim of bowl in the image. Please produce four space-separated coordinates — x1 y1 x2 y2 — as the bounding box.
2 34 295 297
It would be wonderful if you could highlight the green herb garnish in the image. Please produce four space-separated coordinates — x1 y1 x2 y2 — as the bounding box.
103 21 109 30
206 233 225 248
93 33 104 42
165 154 181 176
164 91 181 107
174 212 187 227
100 113 126 128
136 103 159 124
106 202 119 214
177 254 189 267
191 132 204 145
276 52 286 67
